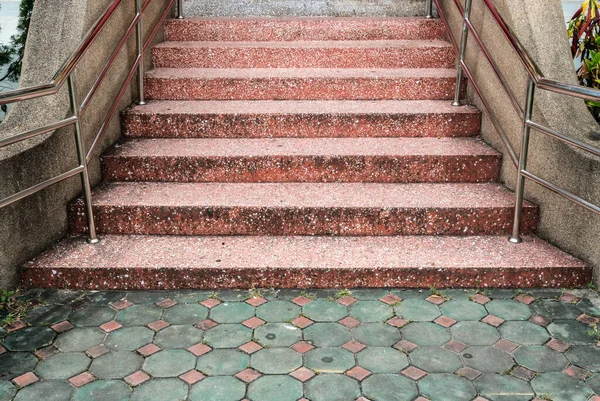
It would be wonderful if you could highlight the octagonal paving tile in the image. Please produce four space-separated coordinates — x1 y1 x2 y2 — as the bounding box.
23 305 71 326
143 349 196 378
391 290 427 300
450 321 501 346
70 305 116 327
14 380 75 401
575 298 600 316
0 352 38 380
565 346 600 372
395 300 440 321
203 324 252 349
348 301 394 323
35 352 91 379
0 381 16 401
440 300 487 321
304 347 355 374
474 373 534 401
462 346 515 373
105 326 154 351
254 323 302 347
162 304 208 325
349 289 391 300
548 320 597 345
256 301 300 322
304 374 361 401
3 327 56 352
247 375 302 401
410 347 463 373
362 374 418 401
88 291 127 305
418 373 477 401
90 351 144 379
353 323 401 347
115 304 162 326
499 321 550 345
302 300 348 322
531 300 581 320
513 346 569 373
196 349 249 376
401 322 450 346
209 302 254 324
171 291 213 304
189 376 246 401
54 327 105 352
485 300 532 321
126 291 170 304
357 347 409 373
588 373 600 394
130 378 188 401
153 325 203 349
72 380 131 401
304 323 352 347
531 372 594 401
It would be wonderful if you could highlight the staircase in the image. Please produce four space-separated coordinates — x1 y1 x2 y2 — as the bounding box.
22 17 590 289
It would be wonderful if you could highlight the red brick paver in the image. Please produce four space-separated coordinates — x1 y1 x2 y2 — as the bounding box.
179 370 205 385
69 372 95 387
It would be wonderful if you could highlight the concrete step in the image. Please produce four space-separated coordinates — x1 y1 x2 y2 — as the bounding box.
121 100 482 138
101 137 501 183
151 40 455 69
22 235 590 290
144 68 459 101
164 17 448 42
68 182 537 236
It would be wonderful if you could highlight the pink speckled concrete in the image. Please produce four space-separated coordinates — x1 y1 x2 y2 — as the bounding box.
121 100 482 138
101 137 500 183
144 68 458 100
68 182 537 236
164 17 448 42
152 40 455 69
22 235 589 289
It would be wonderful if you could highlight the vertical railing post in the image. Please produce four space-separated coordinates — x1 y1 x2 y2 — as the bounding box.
509 78 535 244
135 0 146 105
426 0 434 18
453 0 473 106
68 75 99 244
177 0 184 19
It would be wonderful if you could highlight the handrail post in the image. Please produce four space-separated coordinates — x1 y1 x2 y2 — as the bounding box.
135 0 145 105
509 78 535 244
426 0 433 18
177 0 184 19
453 0 473 106
68 75 99 244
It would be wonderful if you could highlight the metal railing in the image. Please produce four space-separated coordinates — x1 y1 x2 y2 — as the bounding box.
0 0 181 243
427 0 600 243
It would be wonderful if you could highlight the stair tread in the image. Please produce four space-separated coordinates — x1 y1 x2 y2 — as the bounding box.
155 39 453 49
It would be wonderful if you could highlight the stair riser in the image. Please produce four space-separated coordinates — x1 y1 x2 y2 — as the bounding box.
152 46 455 69
22 266 591 290
122 112 482 138
102 155 501 183
144 76 457 101
165 18 448 42
69 205 537 236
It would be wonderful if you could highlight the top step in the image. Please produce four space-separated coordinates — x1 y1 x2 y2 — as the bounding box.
165 17 448 42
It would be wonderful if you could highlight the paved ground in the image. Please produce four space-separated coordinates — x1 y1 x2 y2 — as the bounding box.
1 288 600 401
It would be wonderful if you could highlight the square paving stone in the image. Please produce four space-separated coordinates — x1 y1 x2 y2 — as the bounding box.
532 300 581 320
348 301 394 322
130 378 188 401
450 321 501 346
22 305 71 326
125 291 171 304
256 301 300 322
548 320 597 345
209 302 255 323
72 380 131 401
499 321 550 345
197 349 249 375
401 322 450 346
143 349 197 378
105 326 154 351
531 372 594 401
304 347 355 374
13 380 75 401
513 346 569 372
565 345 600 372
153 325 203 349
247 375 302 401
116 305 163 326
251 348 302 374
163 304 209 325
2 327 56 351
203 324 252 348
304 374 361 401
361 374 418 401
304 323 352 347
474 373 534 401
410 347 463 373
0 381 15 401
462 346 515 373
440 300 488 321
90 351 144 379
485 300 532 321
303 300 348 322
353 323 401 347
189 376 247 401
418 373 477 401
254 323 302 347
34 352 91 380
395 300 441 321
356 347 409 373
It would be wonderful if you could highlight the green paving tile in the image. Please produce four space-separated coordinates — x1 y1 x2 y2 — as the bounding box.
72 380 131 401
304 347 355 374
513 346 569 372
261 289 304 301
576 298 600 316
154 325 203 349
217 290 248 302
348 301 393 322
256 301 300 322
303 300 348 322
0 382 15 401
565 345 600 372
189 376 246 401
130 378 188 401
88 291 127 305
527 289 562 299
3 327 56 351
304 374 361 401
499 321 550 345
14 380 75 401
391 290 428 300
203 324 252 348
0 328 6 340
588 373 600 394
54 327 105 352
356 347 409 373
0 352 38 380
462 346 514 373
115 304 162 326
35 352 91 379
304 323 352 347
350 289 391 300
34 289 81 305
171 290 214 303
197 349 249 375
353 323 401 347
531 372 594 401
105 326 154 351
443 289 477 300
547 320 597 345
485 289 518 299
90 351 144 379
440 300 487 321
474 373 534 401
23 304 71 325
450 321 501 346
362 374 418 401
210 302 255 324
531 300 581 320
401 322 450 346
143 349 196 378
395 299 440 321
419 373 477 401
485 300 532 321
254 323 301 347
410 347 463 373
163 304 209 325
247 375 302 401
125 291 170 304
70 306 116 327
251 348 302 374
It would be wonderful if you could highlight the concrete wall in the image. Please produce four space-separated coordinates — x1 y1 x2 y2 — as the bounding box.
438 0 600 287
0 0 170 289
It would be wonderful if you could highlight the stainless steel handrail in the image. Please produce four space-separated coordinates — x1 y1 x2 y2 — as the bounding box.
0 0 179 243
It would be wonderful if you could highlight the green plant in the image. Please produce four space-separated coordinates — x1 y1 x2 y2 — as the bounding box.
0 289 36 327
589 281 597 291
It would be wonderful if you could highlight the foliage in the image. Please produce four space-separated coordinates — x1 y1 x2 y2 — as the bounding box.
0 289 36 327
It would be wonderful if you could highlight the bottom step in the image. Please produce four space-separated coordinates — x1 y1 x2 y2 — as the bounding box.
23 235 589 290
